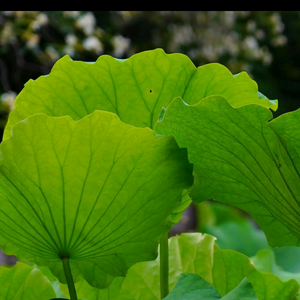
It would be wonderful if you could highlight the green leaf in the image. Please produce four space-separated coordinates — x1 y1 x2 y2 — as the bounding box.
58 233 299 300
170 189 191 224
221 278 257 300
202 219 269 257
247 269 299 300
3 49 194 137
0 261 56 299
60 276 124 300
164 275 258 300
155 95 300 248
3 49 276 140
163 273 221 300
0 110 192 289
251 248 300 284
182 64 278 110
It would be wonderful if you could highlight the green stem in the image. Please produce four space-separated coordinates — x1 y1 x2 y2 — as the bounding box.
160 232 169 299
62 257 78 300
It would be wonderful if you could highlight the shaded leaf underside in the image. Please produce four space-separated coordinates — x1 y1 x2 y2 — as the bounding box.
155 96 300 247
0 262 56 300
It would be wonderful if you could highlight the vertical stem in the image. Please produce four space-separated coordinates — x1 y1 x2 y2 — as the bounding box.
160 232 169 299
62 257 78 300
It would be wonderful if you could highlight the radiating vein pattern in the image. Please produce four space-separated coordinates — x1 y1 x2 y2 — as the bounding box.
0 110 192 288
155 96 300 247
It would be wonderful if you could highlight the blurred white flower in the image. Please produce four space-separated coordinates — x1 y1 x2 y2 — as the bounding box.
63 45 75 57
2 11 13 16
32 13 49 31
63 11 80 18
255 29 265 40
65 33 78 46
247 20 256 32
83 36 103 54
270 13 285 33
0 22 15 44
112 35 131 57
271 35 287 47
76 12 96 36
243 36 259 51
45 46 59 61
26 34 40 49
1 91 16 111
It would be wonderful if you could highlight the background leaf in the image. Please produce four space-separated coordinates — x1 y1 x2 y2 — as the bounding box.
65 233 299 300
0 262 56 300
0 110 192 289
163 273 221 300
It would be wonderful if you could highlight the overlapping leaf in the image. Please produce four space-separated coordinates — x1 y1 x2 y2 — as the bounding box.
155 95 300 247
2 49 277 231
0 110 192 289
57 233 299 300
0 262 56 299
3 48 276 141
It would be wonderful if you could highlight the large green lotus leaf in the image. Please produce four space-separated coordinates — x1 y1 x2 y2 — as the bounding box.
0 110 192 289
3 49 276 141
3 48 194 138
0 262 56 299
155 95 300 248
2 49 276 229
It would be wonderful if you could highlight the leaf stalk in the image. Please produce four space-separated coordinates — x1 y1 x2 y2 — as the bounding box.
160 232 169 299
62 256 78 300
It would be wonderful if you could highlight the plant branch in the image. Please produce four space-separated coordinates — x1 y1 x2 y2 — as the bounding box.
160 232 169 299
62 256 78 300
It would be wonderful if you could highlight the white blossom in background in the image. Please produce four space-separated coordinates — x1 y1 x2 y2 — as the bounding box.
271 35 287 47
65 33 78 46
112 35 131 57
1 91 16 111
32 13 48 31
63 11 80 18
0 22 15 44
83 36 103 54
76 12 96 36
243 36 259 52
45 46 59 61
26 34 40 49
63 45 76 57
271 13 285 33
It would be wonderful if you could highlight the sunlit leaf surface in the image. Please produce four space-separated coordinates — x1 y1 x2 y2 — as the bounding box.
3 49 276 140
0 110 192 288
0 262 56 299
